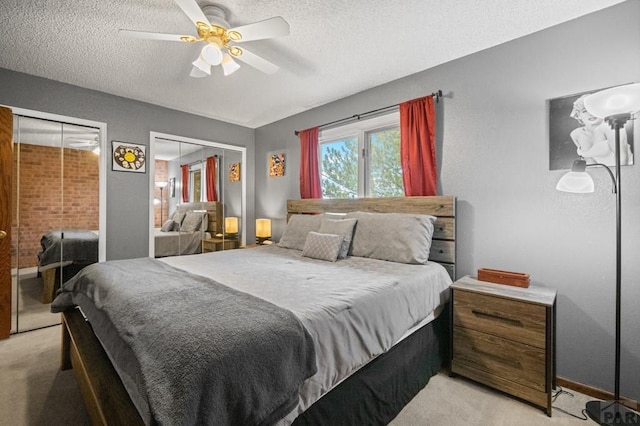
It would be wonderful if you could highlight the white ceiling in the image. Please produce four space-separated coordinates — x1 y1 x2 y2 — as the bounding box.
0 0 626 129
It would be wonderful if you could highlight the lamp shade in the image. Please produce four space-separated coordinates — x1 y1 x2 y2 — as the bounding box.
192 55 211 75
556 159 595 193
222 54 240 76
556 171 595 193
583 83 640 118
155 181 168 188
189 66 208 78
256 218 272 238
202 44 223 66
225 216 238 234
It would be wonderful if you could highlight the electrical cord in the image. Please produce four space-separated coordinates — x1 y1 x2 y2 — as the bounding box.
552 386 588 421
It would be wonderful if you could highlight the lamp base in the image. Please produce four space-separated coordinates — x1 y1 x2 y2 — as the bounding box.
586 400 640 425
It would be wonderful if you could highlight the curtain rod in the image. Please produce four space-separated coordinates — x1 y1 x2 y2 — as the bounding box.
181 154 218 168
294 90 443 136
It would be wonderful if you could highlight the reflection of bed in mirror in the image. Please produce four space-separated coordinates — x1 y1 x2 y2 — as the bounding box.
154 201 223 257
38 229 99 304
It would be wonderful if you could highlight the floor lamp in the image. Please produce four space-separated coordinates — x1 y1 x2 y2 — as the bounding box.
156 181 168 224
556 83 640 425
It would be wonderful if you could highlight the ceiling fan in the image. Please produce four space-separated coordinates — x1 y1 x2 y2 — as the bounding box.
119 0 290 77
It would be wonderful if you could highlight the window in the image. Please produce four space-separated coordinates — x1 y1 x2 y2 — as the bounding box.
319 112 403 198
190 168 202 202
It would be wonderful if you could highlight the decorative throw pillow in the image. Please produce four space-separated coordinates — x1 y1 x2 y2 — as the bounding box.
345 211 436 264
318 218 357 259
160 220 174 232
172 211 186 230
302 232 343 262
181 211 206 232
278 214 324 250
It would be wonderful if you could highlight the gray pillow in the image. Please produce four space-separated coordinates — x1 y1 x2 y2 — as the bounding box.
172 211 186 230
181 211 206 232
278 214 324 250
160 220 174 232
302 232 343 262
345 211 436 264
318 218 357 259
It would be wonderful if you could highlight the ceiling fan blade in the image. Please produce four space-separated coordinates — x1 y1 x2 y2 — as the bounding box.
232 47 279 74
174 0 210 26
119 29 189 42
227 16 290 42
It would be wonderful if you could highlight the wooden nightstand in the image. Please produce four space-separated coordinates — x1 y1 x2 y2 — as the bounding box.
450 275 557 416
202 237 239 253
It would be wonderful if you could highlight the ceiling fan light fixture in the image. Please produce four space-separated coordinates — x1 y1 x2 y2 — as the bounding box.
192 55 211 75
222 54 240 76
201 43 223 66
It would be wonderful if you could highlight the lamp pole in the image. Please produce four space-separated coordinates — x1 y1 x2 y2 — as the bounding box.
159 186 165 224
583 113 639 425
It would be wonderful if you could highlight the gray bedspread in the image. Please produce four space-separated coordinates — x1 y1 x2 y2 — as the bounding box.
38 229 98 268
51 257 317 426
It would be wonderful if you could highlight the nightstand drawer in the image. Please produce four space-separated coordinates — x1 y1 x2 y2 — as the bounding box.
453 326 546 391
453 289 547 348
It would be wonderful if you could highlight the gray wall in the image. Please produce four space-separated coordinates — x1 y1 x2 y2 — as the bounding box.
0 68 255 259
255 1 640 399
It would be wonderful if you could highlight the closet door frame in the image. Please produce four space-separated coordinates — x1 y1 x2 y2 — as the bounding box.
148 131 247 257
7 106 108 262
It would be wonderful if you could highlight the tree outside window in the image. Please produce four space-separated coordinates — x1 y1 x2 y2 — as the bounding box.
319 113 403 198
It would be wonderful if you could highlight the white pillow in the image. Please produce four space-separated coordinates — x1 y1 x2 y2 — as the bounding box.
301 232 343 262
345 212 436 264
318 218 357 259
278 214 324 250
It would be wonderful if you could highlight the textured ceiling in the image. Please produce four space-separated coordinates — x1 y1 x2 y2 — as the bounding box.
0 0 626 128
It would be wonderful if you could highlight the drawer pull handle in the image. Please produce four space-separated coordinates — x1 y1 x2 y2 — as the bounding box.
472 310 522 327
472 346 522 369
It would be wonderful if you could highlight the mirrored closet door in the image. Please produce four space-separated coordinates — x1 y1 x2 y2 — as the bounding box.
150 132 246 258
10 114 103 333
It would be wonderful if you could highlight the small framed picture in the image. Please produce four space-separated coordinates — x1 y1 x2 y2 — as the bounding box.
112 141 146 173
269 152 285 177
229 163 240 182
169 177 176 198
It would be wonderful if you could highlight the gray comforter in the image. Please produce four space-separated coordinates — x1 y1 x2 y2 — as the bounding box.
38 229 98 267
51 257 317 426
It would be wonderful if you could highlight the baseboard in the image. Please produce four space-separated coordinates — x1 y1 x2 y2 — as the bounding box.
556 376 639 412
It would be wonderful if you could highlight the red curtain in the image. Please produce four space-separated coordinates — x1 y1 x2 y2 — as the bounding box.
206 156 218 202
181 164 189 202
299 127 322 199
400 95 437 196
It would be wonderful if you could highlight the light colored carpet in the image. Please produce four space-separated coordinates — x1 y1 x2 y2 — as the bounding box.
0 325 593 426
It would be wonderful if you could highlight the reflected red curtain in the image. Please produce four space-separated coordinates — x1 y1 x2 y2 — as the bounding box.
181 164 189 202
400 95 437 196
206 156 218 202
299 127 321 199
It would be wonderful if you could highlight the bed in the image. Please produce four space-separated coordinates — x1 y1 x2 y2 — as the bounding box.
154 201 223 257
53 195 456 425
38 229 99 304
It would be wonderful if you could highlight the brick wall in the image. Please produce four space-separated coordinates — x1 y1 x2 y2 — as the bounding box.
154 160 168 227
10 144 99 268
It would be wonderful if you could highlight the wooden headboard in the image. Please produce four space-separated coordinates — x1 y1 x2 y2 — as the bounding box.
176 201 223 235
287 196 456 280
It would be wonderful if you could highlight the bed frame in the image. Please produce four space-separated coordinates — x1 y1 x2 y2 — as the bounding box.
60 195 456 425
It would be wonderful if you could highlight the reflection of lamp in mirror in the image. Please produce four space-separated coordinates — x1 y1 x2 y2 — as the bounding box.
225 216 239 240
256 218 272 245
155 181 168 224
